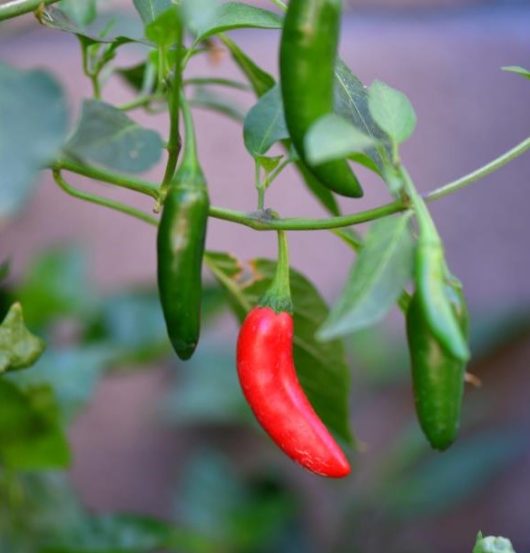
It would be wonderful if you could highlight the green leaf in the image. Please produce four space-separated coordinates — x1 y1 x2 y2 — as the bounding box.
334 61 391 171
191 88 246 123
368 80 417 145
8 347 114 421
116 63 149 92
59 0 97 26
41 513 214 553
244 85 289 156
41 6 144 45
17 246 96 329
221 35 275 98
257 155 284 176
318 214 414 340
0 379 70 470
174 451 295 550
133 0 172 25
0 303 45 373
502 65 530 80
0 64 68 218
194 2 282 42
65 99 163 173
473 533 516 553
305 113 379 166
182 0 219 36
145 6 181 47
204 252 354 444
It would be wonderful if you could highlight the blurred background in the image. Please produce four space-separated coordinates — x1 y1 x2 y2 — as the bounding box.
1 0 530 552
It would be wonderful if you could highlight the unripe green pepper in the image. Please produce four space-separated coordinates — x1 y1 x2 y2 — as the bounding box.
279 0 363 198
157 94 209 361
406 281 469 450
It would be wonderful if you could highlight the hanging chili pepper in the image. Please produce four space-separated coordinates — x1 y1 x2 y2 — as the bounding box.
157 94 209 361
236 231 351 478
407 280 469 450
279 0 363 198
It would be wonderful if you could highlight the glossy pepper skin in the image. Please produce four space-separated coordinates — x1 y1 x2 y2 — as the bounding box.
280 0 363 198
406 287 469 450
237 306 351 478
157 164 209 360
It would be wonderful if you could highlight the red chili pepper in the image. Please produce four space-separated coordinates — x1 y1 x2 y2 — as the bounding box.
237 305 351 478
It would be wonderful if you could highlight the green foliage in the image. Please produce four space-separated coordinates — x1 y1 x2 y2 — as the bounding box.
65 100 163 173
16 247 96 330
318 214 414 339
502 65 530 80
59 0 97 26
0 379 70 470
244 85 289 156
192 2 282 41
305 113 378 166
0 64 68 218
0 304 45 373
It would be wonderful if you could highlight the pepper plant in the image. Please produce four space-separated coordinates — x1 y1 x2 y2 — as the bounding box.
0 0 529 549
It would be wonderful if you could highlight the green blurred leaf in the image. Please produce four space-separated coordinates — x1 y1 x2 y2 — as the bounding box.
244 85 288 156
17 246 96 329
318 214 414 340
221 35 275 98
368 80 417 145
145 5 181 48
65 100 163 173
473 532 516 553
0 303 45 373
383 428 526 518
502 65 530 80
334 61 391 171
41 7 144 45
182 0 219 35
0 64 68 218
42 514 213 553
59 0 97 26
133 0 172 25
204 252 354 445
8 346 114 421
305 113 379 167
193 2 282 42
190 87 246 123
175 451 295 551
0 379 70 470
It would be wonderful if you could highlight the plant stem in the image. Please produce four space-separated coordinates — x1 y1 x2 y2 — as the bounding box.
427 136 530 202
160 21 184 199
52 158 159 198
208 202 405 231
0 0 59 21
184 77 251 91
52 170 158 226
260 230 293 313
51 136 529 231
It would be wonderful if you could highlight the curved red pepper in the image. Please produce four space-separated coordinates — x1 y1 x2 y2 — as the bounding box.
237 306 351 478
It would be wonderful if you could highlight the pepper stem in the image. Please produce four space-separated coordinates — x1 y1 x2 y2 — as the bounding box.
260 230 293 313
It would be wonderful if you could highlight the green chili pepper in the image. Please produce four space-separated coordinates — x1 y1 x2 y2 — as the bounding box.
157 96 209 361
407 279 469 450
279 0 363 198
415 242 470 362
